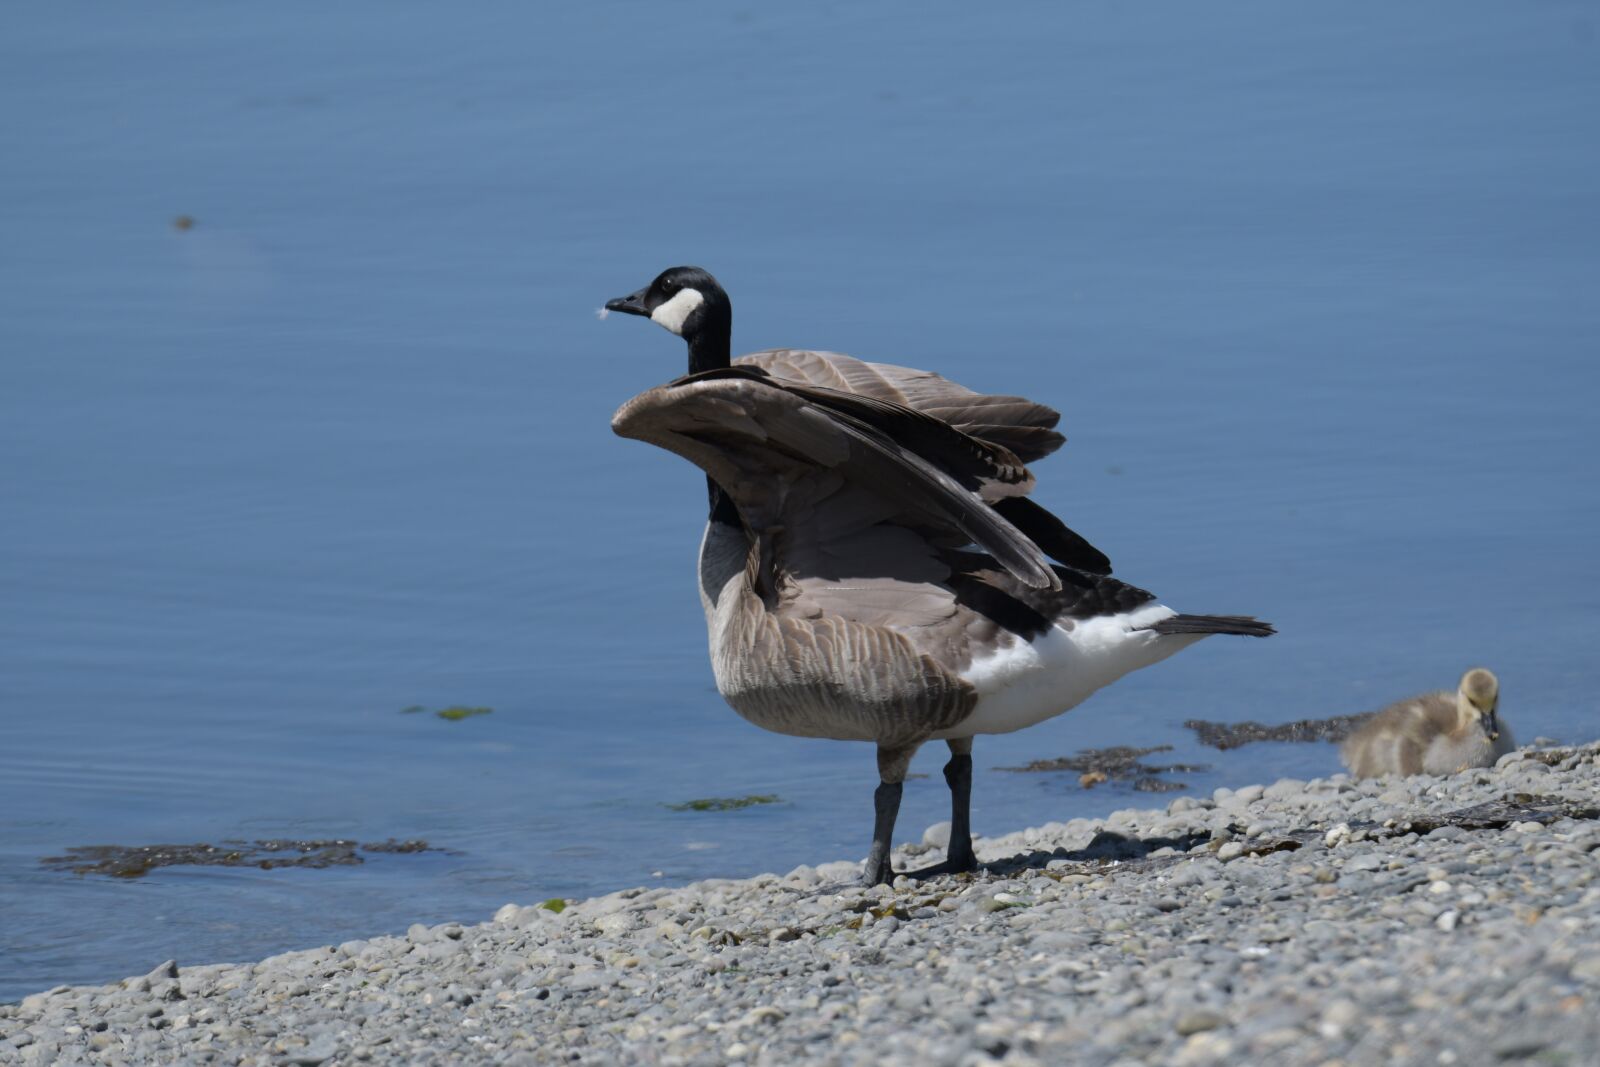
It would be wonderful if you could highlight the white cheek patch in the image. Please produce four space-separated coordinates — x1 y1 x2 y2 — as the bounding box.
650 287 704 335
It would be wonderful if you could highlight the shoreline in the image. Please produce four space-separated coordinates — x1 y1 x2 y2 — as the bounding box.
4 743 1598 1066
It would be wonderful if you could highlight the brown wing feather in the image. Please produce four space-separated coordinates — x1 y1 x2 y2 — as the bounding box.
612 375 1061 591
688 365 1036 502
738 349 1066 464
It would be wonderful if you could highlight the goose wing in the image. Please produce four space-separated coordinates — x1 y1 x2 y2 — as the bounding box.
612 371 1062 592
731 354 1110 574
737 349 1065 464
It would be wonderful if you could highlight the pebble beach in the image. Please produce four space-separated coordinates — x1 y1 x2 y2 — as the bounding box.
5 743 1598 1067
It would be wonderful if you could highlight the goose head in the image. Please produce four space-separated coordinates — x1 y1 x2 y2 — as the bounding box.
606 266 733 372
1457 667 1501 740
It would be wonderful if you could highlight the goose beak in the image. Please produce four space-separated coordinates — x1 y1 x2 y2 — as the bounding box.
605 288 651 318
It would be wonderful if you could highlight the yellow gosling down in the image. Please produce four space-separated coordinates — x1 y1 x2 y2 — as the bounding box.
1341 668 1514 779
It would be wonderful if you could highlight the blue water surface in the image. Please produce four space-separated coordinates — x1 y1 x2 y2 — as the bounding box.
3 2 1598 1000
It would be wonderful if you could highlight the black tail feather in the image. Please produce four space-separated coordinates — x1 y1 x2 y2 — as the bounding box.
990 496 1113 576
1147 614 1275 638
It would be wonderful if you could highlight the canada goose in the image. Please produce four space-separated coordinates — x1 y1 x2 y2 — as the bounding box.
1340 668 1513 778
606 266 1273 884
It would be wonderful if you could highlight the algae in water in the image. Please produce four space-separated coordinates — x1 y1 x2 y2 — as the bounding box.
666 795 780 812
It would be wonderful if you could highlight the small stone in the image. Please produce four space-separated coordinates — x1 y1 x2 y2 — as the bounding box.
1174 1032 1234 1065
1216 842 1244 861
594 913 633 938
768 927 798 943
738 1006 785 1028
922 821 952 849
1175 1009 1225 1036
145 960 179 983
783 864 820 887
1436 909 1460 932
1492 1032 1550 1059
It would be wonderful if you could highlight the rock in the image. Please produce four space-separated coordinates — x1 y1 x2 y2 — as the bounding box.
1216 842 1245 861
1166 865 1206 888
1492 1032 1550 1059
737 1006 785 1028
144 960 179 983
1175 1010 1226 1035
594 913 634 938
783 864 820 888
922 822 952 849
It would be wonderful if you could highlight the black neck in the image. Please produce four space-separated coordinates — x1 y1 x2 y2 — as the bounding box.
686 313 732 373
688 299 736 521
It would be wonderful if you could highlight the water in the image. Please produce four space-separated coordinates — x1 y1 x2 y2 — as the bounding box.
3 2 1597 1001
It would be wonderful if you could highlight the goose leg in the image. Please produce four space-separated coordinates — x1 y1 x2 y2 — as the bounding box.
943 737 977 872
903 738 980 880
863 743 917 886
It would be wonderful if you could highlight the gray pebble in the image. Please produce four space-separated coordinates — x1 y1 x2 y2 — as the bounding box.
1175 1009 1226 1035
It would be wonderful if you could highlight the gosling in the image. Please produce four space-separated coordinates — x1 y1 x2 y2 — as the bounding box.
1340 668 1514 779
